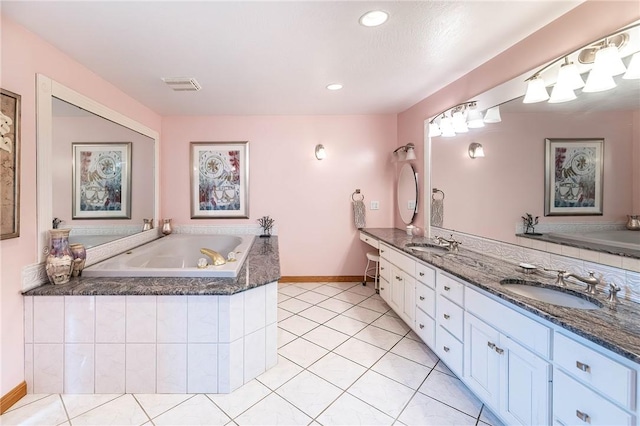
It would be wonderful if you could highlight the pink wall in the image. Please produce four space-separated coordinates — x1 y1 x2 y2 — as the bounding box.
52 115 156 226
396 1 640 231
0 16 161 396
161 115 397 276
634 110 640 213
432 110 635 243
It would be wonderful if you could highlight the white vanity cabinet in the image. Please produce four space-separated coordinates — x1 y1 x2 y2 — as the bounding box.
415 262 436 347
435 273 465 376
379 243 416 326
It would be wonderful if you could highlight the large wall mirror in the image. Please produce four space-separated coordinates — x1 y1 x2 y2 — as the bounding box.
36 75 160 262
427 21 640 255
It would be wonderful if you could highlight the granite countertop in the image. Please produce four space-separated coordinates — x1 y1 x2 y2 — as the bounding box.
361 228 640 364
518 232 640 259
23 236 281 297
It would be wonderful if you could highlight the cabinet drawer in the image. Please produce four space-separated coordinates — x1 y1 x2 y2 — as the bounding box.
554 370 633 426
379 277 390 305
554 332 635 410
466 287 550 359
437 294 464 341
416 283 435 318
436 325 463 377
379 243 392 260
388 247 416 276
437 274 464 306
379 258 391 284
415 309 435 348
415 262 436 289
359 232 379 249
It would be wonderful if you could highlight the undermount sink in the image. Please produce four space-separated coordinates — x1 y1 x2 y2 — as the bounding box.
500 279 602 310
406 243 449 254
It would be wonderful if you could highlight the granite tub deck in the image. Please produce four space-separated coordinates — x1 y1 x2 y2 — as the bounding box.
23 237 281 395
361 228 640 364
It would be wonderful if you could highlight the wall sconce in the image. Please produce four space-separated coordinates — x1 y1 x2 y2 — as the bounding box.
468 142 485 159
315 144 326 160
523 22 639 104
393 143 416 161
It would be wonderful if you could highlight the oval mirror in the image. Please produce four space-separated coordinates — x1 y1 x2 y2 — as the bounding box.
397 163 418 225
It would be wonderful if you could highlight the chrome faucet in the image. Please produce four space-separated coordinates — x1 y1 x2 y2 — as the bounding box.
434 234 461 253
608 282 621 305
561 271 602 295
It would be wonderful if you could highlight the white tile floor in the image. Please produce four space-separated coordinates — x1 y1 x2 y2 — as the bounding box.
2 282 504 426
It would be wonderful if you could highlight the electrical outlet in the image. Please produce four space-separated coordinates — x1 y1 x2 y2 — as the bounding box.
370 201 380 210
408 200 416 210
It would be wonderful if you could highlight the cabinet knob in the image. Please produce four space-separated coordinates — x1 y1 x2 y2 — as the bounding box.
380 267 385 270
576 410 590 423
444 286 450 291
419 296 425 301
419 324 424 329
443 314 450 320
381 250 385 253
487 342 496 350
419 272 425 276
576 361 590 373
396 276 402 281
495 347 504 355
380 287 385 291
443 346 450 352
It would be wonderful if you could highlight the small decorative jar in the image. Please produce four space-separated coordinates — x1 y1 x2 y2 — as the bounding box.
45 229 74 285
162 218 173 235
70 243 87 277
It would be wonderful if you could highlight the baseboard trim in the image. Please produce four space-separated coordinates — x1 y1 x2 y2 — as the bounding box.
280 275 369 283
0 381 27 414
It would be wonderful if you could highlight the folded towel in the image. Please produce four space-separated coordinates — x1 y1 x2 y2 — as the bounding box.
353 200 366 229
431 198 443 227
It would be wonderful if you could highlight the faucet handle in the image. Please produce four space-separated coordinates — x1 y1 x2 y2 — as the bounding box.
608 282 621 306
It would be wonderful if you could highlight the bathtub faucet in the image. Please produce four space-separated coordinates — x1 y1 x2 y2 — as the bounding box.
200 248 227 266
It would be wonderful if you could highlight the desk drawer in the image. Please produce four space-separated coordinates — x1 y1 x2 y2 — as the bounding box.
437 274 464 306
359 232 379 249
437 294 464 341
436 325 463 377
554 332 635 410
379 258 391 284
416 283 435 318
415 262 436 289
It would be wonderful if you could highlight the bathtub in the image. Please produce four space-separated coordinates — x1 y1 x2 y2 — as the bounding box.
547 230 640 251
83 234 255 277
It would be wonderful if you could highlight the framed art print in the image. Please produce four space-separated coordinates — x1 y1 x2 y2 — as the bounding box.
190 141 249 218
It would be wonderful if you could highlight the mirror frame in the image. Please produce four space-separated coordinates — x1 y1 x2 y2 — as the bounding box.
36 74 160 262
397 163 418 225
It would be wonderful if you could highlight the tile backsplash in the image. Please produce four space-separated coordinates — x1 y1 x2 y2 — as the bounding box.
431 228 640 304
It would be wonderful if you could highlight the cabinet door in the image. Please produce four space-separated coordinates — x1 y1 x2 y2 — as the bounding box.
402 273 415 325
464 313 500 406
499 336 551 426
379 277 391 306
390 265 404 315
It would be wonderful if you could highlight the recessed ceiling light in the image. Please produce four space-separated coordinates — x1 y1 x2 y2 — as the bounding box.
326 83 343 91
359 10 389 27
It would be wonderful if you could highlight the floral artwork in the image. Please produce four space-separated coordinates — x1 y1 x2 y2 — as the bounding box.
544 138 603 216
191 142 249 218
0 89 21 239
72 143 132 219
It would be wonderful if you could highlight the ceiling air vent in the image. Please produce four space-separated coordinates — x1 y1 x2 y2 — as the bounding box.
162 77 202 91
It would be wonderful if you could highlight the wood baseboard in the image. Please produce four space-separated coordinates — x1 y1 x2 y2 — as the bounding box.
0 381 27 414
279 275 369 283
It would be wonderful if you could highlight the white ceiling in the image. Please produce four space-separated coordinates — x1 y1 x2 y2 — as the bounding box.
3 1 583 116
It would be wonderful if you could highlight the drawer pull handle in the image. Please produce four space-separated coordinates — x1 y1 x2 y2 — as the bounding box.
396 276 402 281
443 314 450 320
495 347 504 355
380 267 385 270
443 346 450 352
444 286 450 291
419 272 425 277
419 324 424 329
576 410 590 423
487 342 496 350
419 296 425 301
576 361 591 373
381 250 385 253
380 287 385 291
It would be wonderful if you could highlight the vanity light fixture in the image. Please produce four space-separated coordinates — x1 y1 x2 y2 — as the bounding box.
483 106 502 123
428 121 442 137
522 22 639 103
393 143 416 161
326 83 343 91
451 107 469 133
315 144 326 160
429 101 502 138
468 142 485 159
359 10 389 27
466 103 485 128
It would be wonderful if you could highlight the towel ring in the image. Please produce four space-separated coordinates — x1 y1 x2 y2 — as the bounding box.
352 189 365 202
432 188 445 200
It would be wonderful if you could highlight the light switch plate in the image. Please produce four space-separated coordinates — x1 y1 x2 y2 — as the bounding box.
370 201 380 210
408 200 416 210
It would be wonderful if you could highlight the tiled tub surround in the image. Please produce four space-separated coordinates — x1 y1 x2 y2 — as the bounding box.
361 228 640 363
22 237 281 395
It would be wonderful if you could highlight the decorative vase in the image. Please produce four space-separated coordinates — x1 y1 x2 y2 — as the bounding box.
45 229 74 285
70 243 87 277
162 219 173 235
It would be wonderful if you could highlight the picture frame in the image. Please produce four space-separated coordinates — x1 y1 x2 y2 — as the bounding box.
72 142 132 219
544 138 603 216
190 141 249 218
1 88 21 240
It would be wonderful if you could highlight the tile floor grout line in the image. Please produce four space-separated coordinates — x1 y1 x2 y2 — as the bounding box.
132 393 196 423
391 364 435 425
57 394 72 423
3 393 51 414
62 393 125 422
